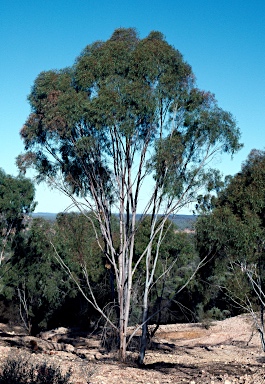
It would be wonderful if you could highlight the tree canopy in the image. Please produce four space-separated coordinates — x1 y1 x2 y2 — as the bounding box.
196 149 265 326
18 28 241 205
17 28 242 362
197 149 265 261
0 169 36 266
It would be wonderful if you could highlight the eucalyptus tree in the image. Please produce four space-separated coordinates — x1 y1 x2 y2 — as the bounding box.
17 28 241 362
55 212 112 306
4 217 77 334
0 169 36 267
196 149 265 350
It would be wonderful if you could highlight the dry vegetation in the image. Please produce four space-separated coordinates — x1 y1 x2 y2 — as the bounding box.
0 314 265 383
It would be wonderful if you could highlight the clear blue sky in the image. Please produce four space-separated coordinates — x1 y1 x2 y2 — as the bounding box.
1 0 264 213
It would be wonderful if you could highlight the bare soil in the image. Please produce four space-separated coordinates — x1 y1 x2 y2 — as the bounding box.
0 314 264 383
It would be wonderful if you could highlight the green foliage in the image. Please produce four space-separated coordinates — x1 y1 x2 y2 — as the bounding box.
16 28 242 361
17 28 241 205
195 149 265 316
1 211 117 332
0 169 36 220
2 218 77 333
55 212 105 282
0 358 72 384
0 169 36 264
54 212 113 311
170 215 196 230
196 303 231 323
132 217 199 324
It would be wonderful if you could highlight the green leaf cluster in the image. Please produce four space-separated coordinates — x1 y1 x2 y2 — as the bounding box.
17 28 241 203
195 149 265 315
1 212 112 332
54 212 105 283
0 169 36 227
132 217 199 323
0 169 36 264
2 217 77 332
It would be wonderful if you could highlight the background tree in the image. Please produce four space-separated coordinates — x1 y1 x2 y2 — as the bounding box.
132 217 198 326
17 28 242 362
2 217 78 334
55 213 116 322
55 213 105 283
196 149 265 349
0 169 35 268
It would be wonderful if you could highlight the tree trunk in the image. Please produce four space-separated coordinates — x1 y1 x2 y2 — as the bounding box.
259 303 265 352
119 325 127 362
138 278 150 365
138 306 149 365
118 273 132 362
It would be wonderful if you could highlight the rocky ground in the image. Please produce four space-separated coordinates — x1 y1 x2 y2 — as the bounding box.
0 314 264 383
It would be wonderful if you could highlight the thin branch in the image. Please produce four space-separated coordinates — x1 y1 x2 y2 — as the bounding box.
50 241 118 331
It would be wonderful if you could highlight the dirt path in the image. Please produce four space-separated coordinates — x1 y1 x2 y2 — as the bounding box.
0 314 264 383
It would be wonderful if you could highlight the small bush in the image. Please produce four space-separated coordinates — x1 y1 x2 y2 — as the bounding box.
196 304 231 329
0 358 31 383
0 357 72 384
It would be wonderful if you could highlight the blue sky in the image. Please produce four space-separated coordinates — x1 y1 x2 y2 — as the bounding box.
1 0 265 213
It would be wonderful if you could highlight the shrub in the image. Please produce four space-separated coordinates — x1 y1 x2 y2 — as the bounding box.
0 358 72 384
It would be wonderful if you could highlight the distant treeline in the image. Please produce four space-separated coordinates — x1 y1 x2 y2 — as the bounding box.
32 212 197 230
